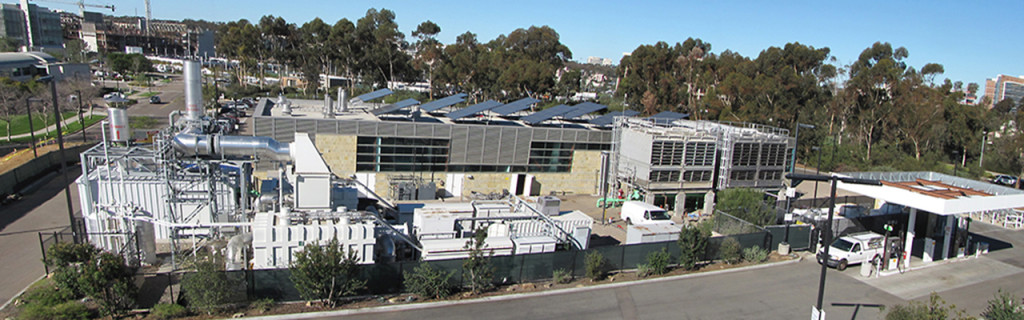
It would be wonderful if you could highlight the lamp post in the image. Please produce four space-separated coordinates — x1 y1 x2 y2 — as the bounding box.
790 123 816 174
787 173 881 320
24 97 38 158
40 76 79 243
812 146 821 203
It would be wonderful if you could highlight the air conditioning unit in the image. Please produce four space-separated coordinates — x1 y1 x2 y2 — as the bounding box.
537 196 561 216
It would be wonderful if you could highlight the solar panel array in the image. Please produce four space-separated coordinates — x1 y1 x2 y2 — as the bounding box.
562 102 608 119
370 98 420 116
491 97 541 115
447 100 503 120
589 110 641 126
647 111 689 121
521 104 575 124
355 88 394 102
419 93 468 112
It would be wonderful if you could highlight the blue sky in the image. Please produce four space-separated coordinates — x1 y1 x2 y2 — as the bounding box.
34 0 1024 92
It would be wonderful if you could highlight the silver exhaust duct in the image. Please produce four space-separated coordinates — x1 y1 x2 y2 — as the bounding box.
171 128 291 161
183 61 203 121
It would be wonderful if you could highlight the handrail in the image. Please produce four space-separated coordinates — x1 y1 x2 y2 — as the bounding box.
508 196 584 250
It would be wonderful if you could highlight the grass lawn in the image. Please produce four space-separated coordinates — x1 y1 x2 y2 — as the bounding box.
0 111 78 136
4 114 106 143
138 91 161 98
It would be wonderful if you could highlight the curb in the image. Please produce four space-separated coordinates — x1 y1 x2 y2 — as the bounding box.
244 255 803 319
0 274 45 312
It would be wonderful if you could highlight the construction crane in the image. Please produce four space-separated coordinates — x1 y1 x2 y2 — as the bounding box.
33 0 115 18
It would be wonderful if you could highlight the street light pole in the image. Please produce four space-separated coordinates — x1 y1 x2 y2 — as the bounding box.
813 146 821 204
25 98 37 158
44 76 79 243
787 173 881 319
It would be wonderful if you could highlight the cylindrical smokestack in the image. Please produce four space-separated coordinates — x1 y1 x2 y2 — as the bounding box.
107 107 130 142
183 61 203 121
340 88 348 113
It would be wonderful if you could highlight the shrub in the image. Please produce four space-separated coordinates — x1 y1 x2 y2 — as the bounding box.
642 248 671 276
249 298 275 314
181 258 235 314
585 251 608 281
21 300 92 320
678 222 711 270
290 237 366 307
637 264 653 278
742 246 768 263
20 285 74 307
552 269 572 284
720 238 742 264
404 263 454 299
981 289 1024 320
463 226 495 294
152 303 188 319
886 292 969 320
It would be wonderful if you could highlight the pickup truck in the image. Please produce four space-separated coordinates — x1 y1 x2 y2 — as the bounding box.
620 201 674 225
816 231 885 271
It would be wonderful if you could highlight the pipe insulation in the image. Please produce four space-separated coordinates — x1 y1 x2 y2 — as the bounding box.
171 129 291 160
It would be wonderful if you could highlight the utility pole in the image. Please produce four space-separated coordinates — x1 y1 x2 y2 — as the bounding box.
44 76 79 243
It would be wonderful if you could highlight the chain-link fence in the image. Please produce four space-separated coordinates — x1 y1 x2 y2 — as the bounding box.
38 217 87 274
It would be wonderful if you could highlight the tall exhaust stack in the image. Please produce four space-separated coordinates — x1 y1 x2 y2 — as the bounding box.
183 61 203 121
339 87 348 113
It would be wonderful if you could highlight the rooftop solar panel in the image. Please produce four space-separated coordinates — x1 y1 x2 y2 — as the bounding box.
370 98 420 116
419 93 468 112
521 104 575 124
447 100 503 120
589 110 641 126
355 88 394 102
491 97 542 116
647 111 689 121
562 102 608 119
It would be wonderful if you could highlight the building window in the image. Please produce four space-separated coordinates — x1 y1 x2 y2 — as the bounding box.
683 170 712 182
684 141 715 166
730 170 756 181
355 136 450 172
526 141 603 173
759 143 787 166
650 170 680 182
732 143 759 166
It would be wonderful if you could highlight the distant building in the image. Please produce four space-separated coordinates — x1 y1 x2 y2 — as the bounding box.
125 46 142 54
0 51 89 81
985 75 1024 109
0 1 62 50
586 56 614 66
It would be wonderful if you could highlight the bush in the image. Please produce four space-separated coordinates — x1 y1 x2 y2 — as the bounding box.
181 258 234 314
720 238 742 264
585 251 608 281
404 263 454 299
20 285 74 307
640 248 671 277
152 303 188 319
886 292 969 320
290 237 366 307
463 226 495 294
552 269 572 284
249 298 275 314
742 246 768 263
678 222 711 270
981 289 1024 320
21 300 92 320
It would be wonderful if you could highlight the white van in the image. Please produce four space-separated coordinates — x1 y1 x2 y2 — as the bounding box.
620 201 674 225
816 231 885 270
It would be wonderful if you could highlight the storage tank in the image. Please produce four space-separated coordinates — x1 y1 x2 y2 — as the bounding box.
107 107 130 142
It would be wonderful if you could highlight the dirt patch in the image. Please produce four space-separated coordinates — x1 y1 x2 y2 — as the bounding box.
0 142 87 175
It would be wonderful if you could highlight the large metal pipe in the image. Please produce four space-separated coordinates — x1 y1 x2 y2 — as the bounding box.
171 129 290 161
183 61 203 121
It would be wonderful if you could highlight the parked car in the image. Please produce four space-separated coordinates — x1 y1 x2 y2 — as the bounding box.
817 231 885 271
991 174 1018 187
149 96 161 104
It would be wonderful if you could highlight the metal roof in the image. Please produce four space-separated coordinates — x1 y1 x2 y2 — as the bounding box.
491 97 542 116
447 100 503 120
521 104 575 124
589 110 640 126
355 88 394 102
562 102 608 119
838 171 1024 216
419 93 468 112
0 52 57 69
370 98 420 116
